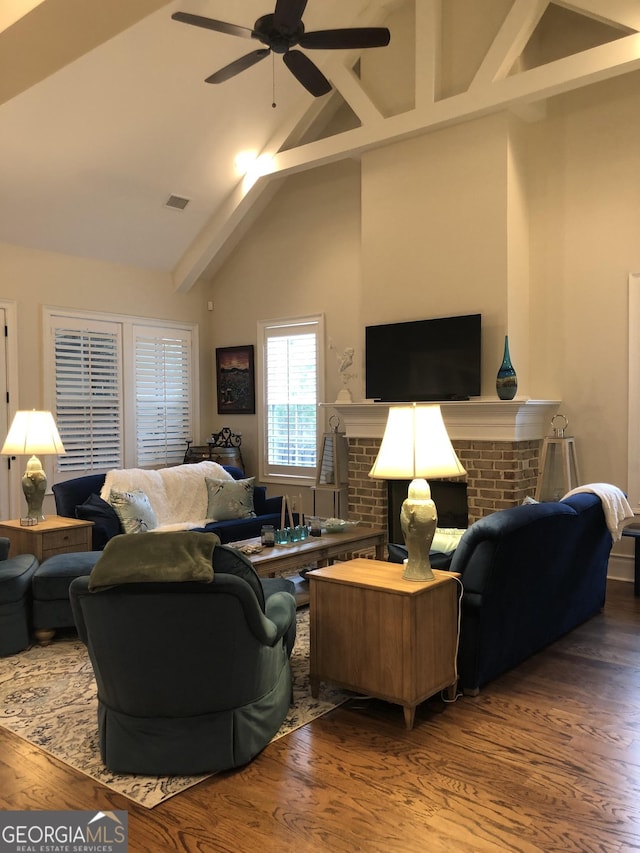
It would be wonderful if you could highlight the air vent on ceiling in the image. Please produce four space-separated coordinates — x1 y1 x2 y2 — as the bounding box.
164 194 191 211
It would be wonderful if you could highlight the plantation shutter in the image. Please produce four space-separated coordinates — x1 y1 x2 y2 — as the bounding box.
262 318 321 478
53 320 123 472
134 326 193 467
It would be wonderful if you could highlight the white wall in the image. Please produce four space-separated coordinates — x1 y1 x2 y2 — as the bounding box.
360 112 510 398
0 239 213 428
207 158 362 478
528 72 640 487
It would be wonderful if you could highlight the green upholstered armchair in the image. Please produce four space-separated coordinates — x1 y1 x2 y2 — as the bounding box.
69 542 296 776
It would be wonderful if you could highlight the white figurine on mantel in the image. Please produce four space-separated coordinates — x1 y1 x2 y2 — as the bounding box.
329 341 357 403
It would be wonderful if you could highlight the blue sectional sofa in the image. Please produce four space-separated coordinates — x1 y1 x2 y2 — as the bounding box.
390 492 615 695
52 465 283 550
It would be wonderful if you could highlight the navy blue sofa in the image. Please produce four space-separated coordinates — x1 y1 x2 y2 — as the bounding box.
53 465 283 550
390 492 613 694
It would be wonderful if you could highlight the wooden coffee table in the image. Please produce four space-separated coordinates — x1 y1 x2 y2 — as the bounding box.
228 526 386 579
308 558 461 729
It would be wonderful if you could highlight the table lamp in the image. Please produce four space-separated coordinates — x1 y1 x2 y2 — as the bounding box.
369 403 466 581
1 410 66 522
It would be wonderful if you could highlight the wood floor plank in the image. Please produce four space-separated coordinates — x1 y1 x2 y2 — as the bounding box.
0 579 639 852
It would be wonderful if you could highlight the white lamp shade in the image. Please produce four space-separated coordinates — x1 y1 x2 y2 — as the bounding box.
369 404 466 480
1 410 66 456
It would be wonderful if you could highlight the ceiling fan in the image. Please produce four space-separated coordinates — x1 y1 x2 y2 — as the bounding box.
172 0 391 97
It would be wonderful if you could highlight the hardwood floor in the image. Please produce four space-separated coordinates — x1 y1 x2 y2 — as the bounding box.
1 580 639 852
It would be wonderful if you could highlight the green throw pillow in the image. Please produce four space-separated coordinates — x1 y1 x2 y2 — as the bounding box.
88 531 219 590
206 476 256 521
109 488 157 534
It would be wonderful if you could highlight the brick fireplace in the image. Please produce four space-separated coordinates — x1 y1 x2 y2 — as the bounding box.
327 400 559 534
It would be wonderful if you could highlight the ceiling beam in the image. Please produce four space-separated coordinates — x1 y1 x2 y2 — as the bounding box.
172 86 343 292
173 4 640 293
470 0 549 89
0 0 172 107
0 2 47 33
172 173 286 294
415 0 441 108
555 0 640 30
269 33 640 177
329 64 384 125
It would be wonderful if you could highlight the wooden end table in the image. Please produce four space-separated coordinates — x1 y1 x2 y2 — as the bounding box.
0 515 93 561
308 558 461 730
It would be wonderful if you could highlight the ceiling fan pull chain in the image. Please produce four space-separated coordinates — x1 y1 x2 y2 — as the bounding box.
272 52 277 108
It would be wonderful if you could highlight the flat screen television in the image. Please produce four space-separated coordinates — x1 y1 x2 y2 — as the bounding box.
365 313 481 402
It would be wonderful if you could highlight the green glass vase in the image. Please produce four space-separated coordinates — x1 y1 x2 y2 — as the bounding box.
496 335 517 400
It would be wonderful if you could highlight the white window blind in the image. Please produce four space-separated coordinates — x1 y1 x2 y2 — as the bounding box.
53 321 123 472
260 316 324 481
134 326 193 467
45 308 198 476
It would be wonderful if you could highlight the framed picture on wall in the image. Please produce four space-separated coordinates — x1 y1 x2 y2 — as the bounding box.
216 345 255 414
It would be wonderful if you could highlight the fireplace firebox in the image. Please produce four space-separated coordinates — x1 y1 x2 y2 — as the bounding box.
387 480 468 544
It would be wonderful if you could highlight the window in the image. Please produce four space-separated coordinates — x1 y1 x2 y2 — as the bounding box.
45 308 198 475
134 326 193 467
258 315 324 484
52 318 122 472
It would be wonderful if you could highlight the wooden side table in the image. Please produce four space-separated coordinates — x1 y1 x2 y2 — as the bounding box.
309 558 461 729
0 516 93 562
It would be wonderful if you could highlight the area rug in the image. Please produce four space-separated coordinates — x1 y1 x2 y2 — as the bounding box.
0 607 345 809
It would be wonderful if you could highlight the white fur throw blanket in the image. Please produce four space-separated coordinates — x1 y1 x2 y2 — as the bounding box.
101 461 233 529
563 483 634 541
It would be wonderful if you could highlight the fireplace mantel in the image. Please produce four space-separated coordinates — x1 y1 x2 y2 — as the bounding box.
322 399 561 442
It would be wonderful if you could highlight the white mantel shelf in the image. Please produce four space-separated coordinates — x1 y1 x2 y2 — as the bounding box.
322 399 561 442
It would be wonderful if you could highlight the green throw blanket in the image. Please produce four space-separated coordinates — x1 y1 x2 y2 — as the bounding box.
88 531 220 590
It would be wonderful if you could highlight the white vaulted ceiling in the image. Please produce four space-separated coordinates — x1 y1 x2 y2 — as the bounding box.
0 0 639 292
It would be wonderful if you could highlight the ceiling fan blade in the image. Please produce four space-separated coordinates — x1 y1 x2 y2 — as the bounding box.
283 50 331 97
171 12 255 40
273 0 308 32
300 28 391 50
205 49 271 84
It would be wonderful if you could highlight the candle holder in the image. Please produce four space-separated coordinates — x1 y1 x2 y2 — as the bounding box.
275 525 309 545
